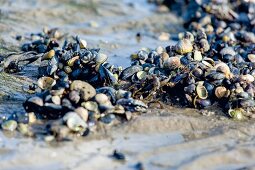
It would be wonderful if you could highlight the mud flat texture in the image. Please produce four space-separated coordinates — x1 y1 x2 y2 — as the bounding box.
1 0 255 170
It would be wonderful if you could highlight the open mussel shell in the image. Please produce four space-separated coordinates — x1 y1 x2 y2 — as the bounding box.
228 108 244 120
196 84 208 99
215 86 230 99
214 63 231 79
37 76 56 90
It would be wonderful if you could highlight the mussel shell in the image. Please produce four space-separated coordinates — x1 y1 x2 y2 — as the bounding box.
204 82 214 96
100 114 115 124
120 65 143 80
184 84 196 94
240 99 255 108
47 56 59 75
192 68 203 78
23 96 44 113
220 47 236 57
196 99 212 108
137 50 148 61
96 87 116 103
42 49 55 60
236 92 250 99
206 72 225 80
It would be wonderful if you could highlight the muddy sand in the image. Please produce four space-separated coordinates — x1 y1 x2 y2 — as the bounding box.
1 0 255 170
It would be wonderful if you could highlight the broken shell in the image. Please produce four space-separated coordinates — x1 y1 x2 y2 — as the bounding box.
18 123 32 136
70 80 96 101
175 39 193 54
38 76 56 90
215 86 230 98
1 120 18 131
228 108 244 120
28 112 37 124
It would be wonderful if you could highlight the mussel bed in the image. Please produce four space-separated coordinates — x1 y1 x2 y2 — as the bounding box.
1 0 255 140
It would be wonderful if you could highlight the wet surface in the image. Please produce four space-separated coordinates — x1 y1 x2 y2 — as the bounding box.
0 0 255 170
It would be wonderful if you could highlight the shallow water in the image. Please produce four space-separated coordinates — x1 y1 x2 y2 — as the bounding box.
1 0 255 170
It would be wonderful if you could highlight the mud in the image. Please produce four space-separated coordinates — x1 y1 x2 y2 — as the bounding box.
0 0 255 170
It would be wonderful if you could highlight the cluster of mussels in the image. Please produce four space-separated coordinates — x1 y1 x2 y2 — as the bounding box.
129 0 255 120
1 33 148 139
